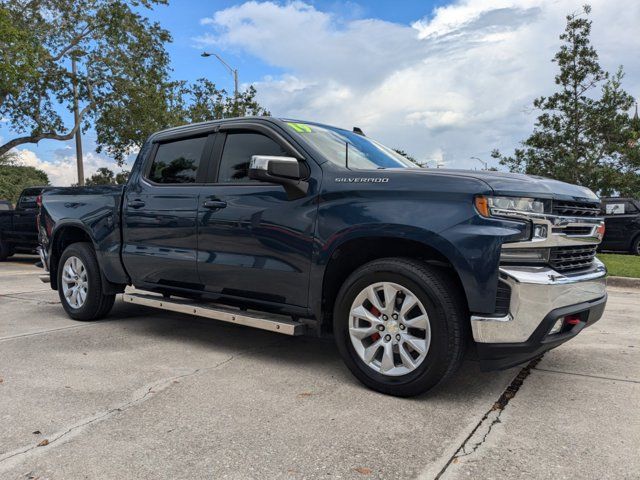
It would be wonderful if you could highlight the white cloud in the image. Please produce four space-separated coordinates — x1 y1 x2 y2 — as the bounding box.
198 0 640 169
15 149 129 186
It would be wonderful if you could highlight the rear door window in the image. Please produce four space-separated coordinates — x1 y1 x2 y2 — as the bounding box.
605 201 638 215
148 136 207 184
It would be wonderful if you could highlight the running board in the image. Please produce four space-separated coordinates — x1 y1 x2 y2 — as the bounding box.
122 293 306 336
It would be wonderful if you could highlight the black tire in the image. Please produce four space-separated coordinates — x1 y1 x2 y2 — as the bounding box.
632 236 640 256
57 242 115 321
333 257 467 397
0 238 13 261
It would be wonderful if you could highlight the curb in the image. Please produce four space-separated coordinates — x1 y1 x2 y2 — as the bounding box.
607 276 640 289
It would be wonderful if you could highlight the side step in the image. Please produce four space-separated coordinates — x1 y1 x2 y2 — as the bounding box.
122 293 306 336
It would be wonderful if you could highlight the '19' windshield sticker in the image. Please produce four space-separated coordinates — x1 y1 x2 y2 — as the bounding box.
287 122 312 133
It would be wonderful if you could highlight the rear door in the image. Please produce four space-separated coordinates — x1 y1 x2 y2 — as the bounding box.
122 134 213 290
196 124 317 307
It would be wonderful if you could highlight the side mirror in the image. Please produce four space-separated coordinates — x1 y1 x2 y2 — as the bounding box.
249 155 309 200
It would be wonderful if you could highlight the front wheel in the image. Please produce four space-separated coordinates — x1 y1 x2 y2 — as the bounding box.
632 236 640 256
333 258 467 397
57 242 115 321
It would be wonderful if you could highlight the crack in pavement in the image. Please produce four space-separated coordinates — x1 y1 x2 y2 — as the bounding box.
433 356 543 479
533 366 640 384
0 290 52 298
0 339 285 473
0 324 95 342
0 357 235 472
0 293 59 304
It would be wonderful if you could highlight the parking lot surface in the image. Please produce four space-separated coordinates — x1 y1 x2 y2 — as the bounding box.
1 255 638 479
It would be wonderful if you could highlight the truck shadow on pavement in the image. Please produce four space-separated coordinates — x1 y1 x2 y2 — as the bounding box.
99 298 512 402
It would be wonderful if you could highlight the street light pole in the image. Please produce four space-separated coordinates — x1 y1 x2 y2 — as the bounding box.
471 156 487 170
71 55 84 186
201 51 240 114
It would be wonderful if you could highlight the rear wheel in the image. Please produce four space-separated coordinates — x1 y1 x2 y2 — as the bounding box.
333 258 467 397
57 242 115 321
632 236 640 256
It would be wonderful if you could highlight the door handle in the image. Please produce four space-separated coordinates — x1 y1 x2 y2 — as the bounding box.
203 199 227 210
127 199 146 209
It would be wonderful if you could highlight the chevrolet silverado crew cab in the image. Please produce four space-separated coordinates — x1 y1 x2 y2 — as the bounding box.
38 117 608 397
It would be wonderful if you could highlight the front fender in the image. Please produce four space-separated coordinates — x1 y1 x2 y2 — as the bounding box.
313 219 520 316
311 174 528 319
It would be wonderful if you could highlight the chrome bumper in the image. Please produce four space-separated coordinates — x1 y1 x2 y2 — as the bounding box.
471 259 607 343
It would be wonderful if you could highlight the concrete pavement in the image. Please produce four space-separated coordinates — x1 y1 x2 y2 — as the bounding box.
0 255 638 479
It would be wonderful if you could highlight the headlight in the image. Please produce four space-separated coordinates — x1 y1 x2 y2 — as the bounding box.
475 195 546 217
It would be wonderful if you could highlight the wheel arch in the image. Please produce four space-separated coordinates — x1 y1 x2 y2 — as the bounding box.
317 231 471 334
49 222 124 294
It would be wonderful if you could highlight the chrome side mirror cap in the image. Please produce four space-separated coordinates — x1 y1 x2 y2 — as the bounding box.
249 155 308 199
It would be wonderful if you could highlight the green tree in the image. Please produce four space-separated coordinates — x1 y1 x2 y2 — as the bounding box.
393 149 417 163
96 78 270 165
0 153 50 203
0 0 171 157
0 1 271 168
84 167 129 186
493 5 639 197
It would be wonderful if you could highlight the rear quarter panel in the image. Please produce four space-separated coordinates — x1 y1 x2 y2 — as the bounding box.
41 186 128 284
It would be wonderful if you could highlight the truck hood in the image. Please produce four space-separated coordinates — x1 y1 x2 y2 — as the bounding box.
407 168 599 202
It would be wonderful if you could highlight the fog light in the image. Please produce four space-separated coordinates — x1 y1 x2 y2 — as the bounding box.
500 248 549 263
549 318 564 335
533 224 548 239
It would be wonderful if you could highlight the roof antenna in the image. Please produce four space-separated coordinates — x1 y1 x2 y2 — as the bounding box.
353 127 365 136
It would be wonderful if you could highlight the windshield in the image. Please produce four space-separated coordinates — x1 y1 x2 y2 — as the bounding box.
285 122 416 169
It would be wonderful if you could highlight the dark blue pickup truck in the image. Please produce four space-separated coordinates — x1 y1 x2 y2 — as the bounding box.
38 117 608 396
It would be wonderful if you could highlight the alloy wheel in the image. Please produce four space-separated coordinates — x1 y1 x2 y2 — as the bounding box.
61 256 89 309
348 282 431 376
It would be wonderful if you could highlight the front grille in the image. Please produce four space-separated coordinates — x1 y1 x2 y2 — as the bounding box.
552 200 600 217
495 281 511 315
549 245 598 272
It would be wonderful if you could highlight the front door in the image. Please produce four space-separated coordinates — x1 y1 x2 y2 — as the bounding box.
12 188 42 246
122 134 212 290
197 126 317 307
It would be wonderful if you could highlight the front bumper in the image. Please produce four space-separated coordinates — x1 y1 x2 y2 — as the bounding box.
471 258 607 370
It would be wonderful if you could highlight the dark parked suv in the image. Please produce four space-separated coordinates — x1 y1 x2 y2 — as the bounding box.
600 197 640 255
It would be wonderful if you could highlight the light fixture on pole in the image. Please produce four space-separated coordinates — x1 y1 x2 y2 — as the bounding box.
201 51 239 113
471 156 488 170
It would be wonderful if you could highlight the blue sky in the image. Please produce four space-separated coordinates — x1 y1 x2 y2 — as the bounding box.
148 1 448 91
4 0 640 185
